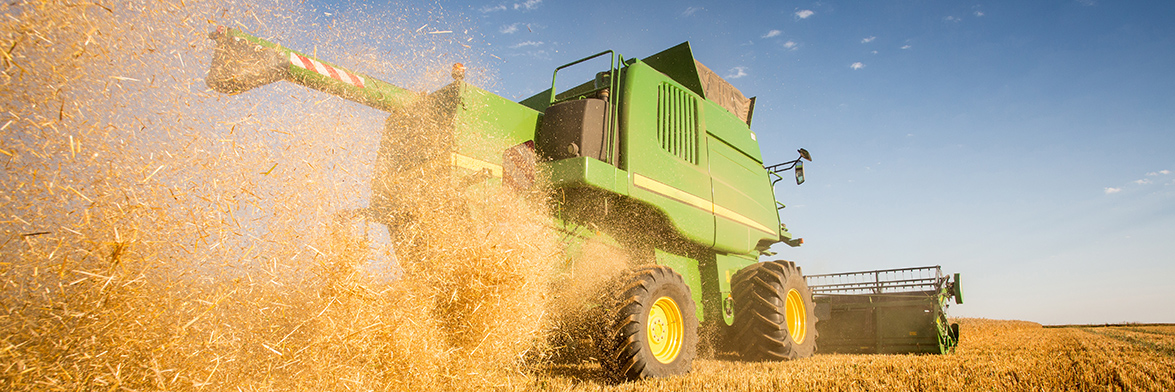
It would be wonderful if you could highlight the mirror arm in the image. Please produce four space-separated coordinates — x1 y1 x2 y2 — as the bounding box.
765 158 800 173
765 158 801 185
765 148 812 186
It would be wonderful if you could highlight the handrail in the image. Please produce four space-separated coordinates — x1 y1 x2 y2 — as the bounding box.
546 49 625 165
549 50 615 104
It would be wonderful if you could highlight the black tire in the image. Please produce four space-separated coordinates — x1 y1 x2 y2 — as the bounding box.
730 260 817 360
949 322 961 351
598 265 698 381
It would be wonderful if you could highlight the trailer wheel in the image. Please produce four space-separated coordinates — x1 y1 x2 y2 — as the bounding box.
730 260 817 360
598 265 697 381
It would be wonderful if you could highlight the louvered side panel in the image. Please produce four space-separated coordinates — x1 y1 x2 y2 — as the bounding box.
657 83 698 164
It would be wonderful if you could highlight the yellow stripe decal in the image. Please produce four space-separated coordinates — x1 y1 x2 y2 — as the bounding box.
633 173 712 211
713 204 776 236
632 173 776 236
450 152 502 177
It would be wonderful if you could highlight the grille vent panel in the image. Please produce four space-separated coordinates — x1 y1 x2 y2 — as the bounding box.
657 83 699 164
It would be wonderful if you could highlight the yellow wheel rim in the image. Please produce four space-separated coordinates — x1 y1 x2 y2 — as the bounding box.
784 288 807 344
646 296 684 364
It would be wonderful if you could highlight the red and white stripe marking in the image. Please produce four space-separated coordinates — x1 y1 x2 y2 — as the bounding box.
289 52 365 89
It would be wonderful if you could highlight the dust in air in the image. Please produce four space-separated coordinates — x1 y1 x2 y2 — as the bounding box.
0 1 598 390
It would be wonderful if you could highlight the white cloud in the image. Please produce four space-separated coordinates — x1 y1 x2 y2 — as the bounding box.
1104 187 1122 194
682 6 701 17
510 41 543 49
480 4 507 12
762 29 782 38
1076 0 1096 6
861 36 876 43
795 9 814 19
974 11 985 17
850 62 865 70
783 40 798 49
500 23 520 34
1163 170 1171 175
944 15 961 22
871 50 878 54
900 45 912 49
726 66 748 79
1136 179 1154 185
514 0 542 10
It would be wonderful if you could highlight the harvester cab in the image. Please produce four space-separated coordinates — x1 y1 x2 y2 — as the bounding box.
521 42 809 253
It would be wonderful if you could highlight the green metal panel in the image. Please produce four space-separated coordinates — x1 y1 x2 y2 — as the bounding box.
613 167 630 195
552 217 626 269
621 61 715 248
640 42 706 99
639 41 764 165
702 99 764 164
655 249 705 322
544 156 623 193
714 253 757 325
708 136 781 254
451 82 542 163
713 253 755 295
519 88 553 112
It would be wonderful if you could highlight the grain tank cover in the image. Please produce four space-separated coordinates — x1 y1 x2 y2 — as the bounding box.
642 42 755 125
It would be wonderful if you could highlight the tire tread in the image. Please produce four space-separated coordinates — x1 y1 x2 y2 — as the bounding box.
729 260 818 361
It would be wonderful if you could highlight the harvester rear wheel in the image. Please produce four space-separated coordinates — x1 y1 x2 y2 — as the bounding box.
598 265 697 381
730 260 817 360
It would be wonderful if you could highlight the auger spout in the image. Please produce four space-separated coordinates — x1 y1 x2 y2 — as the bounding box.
206 26 421 112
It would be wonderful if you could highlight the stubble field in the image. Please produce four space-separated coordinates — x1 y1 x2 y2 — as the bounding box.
532 319 1175 391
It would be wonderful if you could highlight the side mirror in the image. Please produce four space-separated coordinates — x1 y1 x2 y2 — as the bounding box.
795 161 805 185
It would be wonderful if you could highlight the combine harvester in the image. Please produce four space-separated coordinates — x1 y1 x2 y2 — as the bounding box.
204 26 961 380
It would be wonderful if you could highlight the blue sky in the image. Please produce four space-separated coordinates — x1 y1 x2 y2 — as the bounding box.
301 0 1175 324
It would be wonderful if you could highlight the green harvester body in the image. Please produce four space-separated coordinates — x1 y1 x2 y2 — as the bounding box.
207 27 795 325
206 26 960 379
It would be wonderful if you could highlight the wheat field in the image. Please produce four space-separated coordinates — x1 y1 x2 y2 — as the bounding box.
531 319 1175 391
3 1 1174 391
